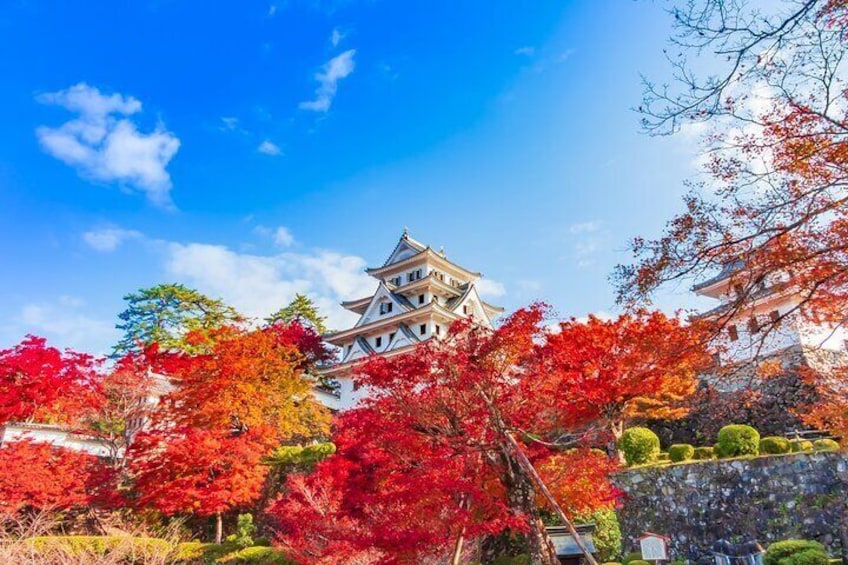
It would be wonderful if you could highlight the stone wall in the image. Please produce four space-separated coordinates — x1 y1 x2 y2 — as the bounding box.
614 452 848 562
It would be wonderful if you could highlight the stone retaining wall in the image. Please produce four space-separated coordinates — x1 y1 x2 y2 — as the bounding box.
613 452 848 562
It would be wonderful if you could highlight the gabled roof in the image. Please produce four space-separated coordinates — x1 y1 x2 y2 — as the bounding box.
692 260 745 292
380 229 428 268
350 282 418 330
397 324 421 343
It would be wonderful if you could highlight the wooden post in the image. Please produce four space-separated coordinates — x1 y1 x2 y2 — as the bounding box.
215 512 223 544
504 431 600 565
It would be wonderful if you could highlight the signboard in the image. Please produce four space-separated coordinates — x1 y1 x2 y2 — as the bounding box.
639 533 669 561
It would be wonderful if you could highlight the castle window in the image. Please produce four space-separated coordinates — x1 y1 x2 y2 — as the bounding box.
728 324 739 342
712 352 721 366
390 276 401 286
419 324 426 335
435 325 441 335
463 304 471 315
769 310 780 324
418 294 425 305
389 332 396 342
408 269 423 283
375 336 382 348
379 302 393 315
748 317 760 334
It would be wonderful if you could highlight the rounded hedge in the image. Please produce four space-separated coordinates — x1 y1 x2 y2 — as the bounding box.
693 446 715 460
760 436 792 455
623 551 643 565
780 549 830 565
812 439 840 452
668 444 695 462
765 540 827 565
718 424 760 457
657 452 671 462
618 427 660 466
791 440 814 453
630 560 650 565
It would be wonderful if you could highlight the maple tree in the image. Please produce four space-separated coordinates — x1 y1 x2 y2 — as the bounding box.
0 441 109 518
537 312 713 459
616 0 848 431
129 324 330 543
272 306 620 565
0 336 101 427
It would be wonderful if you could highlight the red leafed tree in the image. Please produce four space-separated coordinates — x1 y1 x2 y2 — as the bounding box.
0 336 101 426
272 306 620 565
538 312 712 459
129 325 330 543
0 441 106 517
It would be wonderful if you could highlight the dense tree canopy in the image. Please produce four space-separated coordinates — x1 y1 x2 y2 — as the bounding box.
266 293 328 335
114 283 242 355
272 306 622 565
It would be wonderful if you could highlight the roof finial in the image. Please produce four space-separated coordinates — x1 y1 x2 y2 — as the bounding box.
439 245 445 256
402 226 409 238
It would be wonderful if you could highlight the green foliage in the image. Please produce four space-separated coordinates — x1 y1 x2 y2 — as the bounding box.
693 446 715 460
812 439 840 452
791 440 814 453
265 293 328 334
218 545 295 564
760 436 792 455
576 509 621 562
765 540 827 565
779 549 830 565
668 443 695 462
623 551 644 564
265 442 336 471
225 513 256 549
619 427 661 465
27 536 172 560
114 283 242 355
630 560 651 565
718 424 760 457
658 452 671 462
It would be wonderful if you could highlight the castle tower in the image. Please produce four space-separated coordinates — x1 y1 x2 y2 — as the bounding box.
317 230 504 409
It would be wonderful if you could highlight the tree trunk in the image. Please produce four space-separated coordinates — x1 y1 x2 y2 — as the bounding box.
450 529 465 565
215 512 223 544
504 453 559 565
609 420 625 465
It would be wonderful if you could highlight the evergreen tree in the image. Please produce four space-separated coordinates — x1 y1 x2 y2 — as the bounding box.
265 293 328 334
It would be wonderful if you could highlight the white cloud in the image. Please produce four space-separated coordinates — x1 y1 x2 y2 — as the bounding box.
13 298 118 354
476 278 506 298
220 117 239 131
514 46 535 56
258 140 282 156
35 83 180 208
163 242 374 330
568 221 600 234
273 226 294 247
299 49 356 113
331 28 346 47
267 4 278 17
82 227 142 252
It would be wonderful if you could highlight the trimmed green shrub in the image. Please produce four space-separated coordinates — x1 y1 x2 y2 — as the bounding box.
630 560 651 565
759 436 792 454
218 545 295 564
765 540 827 565
576 509 621 562
714 442 728 458
791 440 814 453
779 549 829 565
693 446 715 460
623 551 644 564
658 452 671 462
669 443 695 462
718 424 760 457
618 427 661 466
813 439 840 452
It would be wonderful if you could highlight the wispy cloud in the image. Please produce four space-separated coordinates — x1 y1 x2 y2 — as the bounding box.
257 140 282 156
35 83 180 208
299 49 356 113
568 221 600 234
11 297 118 354
567 220 608 268
331 28 346 47
254 225 295 247
82 227 142 252
476 278 506 298
514 46 535 56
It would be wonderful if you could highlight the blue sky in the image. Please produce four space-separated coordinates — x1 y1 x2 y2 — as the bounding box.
0 1 714 353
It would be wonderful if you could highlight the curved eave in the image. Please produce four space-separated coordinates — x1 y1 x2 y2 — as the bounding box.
318 343 420 377
365 249 482 280
341 295 373 314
